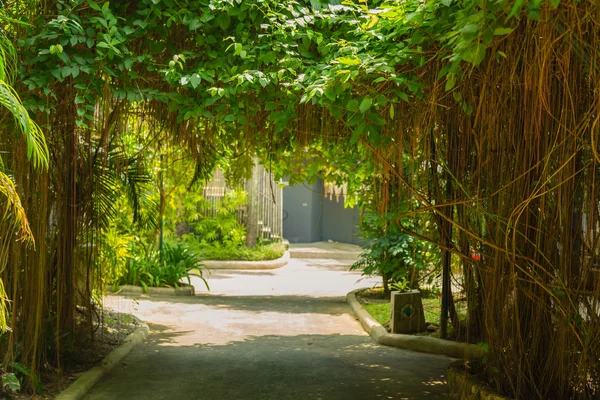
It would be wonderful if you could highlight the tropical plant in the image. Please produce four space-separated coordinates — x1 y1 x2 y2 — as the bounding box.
352 207 440 297
97 227 132 286
0 23 48 337
194 189 248 246
113 242 208 292
188 240 285 261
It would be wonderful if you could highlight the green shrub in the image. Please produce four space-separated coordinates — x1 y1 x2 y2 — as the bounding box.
187 239 285 261
113 242 208 291
352 207 440 296
194 189 248 246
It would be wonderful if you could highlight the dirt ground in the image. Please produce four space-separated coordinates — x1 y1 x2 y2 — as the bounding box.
7 308 139 399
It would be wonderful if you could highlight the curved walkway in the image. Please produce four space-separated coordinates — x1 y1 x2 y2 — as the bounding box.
86 258 451 400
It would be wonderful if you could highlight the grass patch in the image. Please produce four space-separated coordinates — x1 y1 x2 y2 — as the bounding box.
363 303 390 326
194 242 285 261
360 292 466 327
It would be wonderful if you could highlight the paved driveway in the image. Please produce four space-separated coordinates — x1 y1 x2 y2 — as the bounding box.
86 258 451 400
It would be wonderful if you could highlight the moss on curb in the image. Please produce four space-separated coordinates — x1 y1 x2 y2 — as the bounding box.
447 361 513 400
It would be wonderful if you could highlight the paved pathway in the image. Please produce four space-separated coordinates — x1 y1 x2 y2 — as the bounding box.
87 258 451 400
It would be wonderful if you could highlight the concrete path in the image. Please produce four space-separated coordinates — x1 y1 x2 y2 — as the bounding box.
288 242 362 260
87 258 451 400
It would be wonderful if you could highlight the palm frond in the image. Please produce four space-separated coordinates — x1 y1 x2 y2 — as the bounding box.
0 171 32 242
0 32 48 169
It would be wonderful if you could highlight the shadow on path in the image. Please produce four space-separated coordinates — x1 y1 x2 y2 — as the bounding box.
85 324 449 400
135 294 352 316
93 259 450 400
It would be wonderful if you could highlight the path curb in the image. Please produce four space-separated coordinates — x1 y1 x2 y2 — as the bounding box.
447 360 514 399
203 251 289 270
108 284 195 297
289 249 360 260
55 317 150 400
346 288 484 361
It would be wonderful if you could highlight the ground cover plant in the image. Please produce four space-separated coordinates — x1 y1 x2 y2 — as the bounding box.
360 288 468 336
189 241 285 261
112 242 205 292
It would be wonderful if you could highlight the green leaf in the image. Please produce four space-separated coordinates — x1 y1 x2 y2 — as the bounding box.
218 15 231 30
324 86 336 101
407 81 424 93
346 99 359 112
189 18 202 30
493 27 513 35
88 1 102 11
2 373 20 394
350 123 365 144
234 43 242 56
368 126 380 145
399 92 409 102
445 74 456 91
549 0 560 8
462 42 487 66
310 0 322 10
410 32 424 45
527 8 541 20
190 73 201 89
265 102 278 111
205 96 218 106
389 104 395 119
437 64 451 79
200 13 215 23
508 0 526 18
346 112 362 126
330 104 344 120
368 112 386 126
61 66 73 78
459 24 478 34
359 97 372 113
476 342 489 353
336 56 361 65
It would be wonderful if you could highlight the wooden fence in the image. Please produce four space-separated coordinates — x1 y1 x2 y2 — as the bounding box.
201 164 283 242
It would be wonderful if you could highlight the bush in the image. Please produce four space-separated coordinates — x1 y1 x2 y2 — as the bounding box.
113 242 208 292
352 208 440 296
194 189 248 246
188 240 285 261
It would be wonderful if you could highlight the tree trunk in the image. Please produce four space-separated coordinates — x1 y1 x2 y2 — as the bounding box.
246 162 259 248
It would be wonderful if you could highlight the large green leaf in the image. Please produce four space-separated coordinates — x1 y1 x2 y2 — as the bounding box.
462 42 487 66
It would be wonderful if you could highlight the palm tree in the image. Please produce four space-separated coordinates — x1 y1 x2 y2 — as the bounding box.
0 21 49 332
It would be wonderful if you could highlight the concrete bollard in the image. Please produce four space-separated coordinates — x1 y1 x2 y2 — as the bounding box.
390 290 426 334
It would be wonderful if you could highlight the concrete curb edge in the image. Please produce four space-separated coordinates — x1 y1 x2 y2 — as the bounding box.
288 250 360 260
107 284 195 297
447 360 514 400
202 251 290 270
346 288 484 361
55 317 150 400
